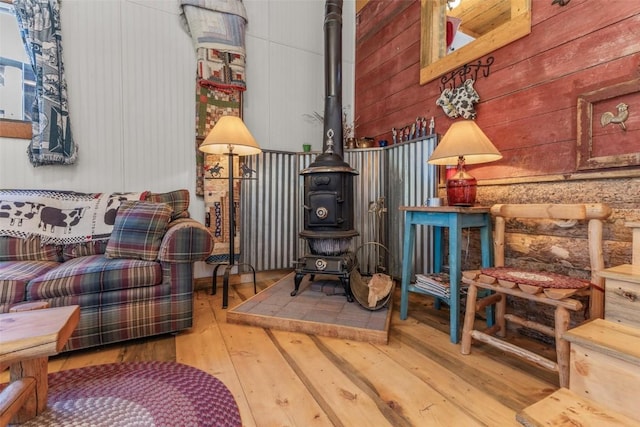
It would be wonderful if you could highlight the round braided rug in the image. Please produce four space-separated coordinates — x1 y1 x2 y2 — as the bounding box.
20 361 242 427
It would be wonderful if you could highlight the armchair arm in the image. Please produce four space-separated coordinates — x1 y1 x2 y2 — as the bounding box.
158 218 213 263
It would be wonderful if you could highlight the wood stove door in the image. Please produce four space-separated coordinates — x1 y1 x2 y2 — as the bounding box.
307 191 339 226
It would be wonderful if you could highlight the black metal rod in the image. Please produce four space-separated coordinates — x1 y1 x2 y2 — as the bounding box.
228 150 235 268
323 0 343 158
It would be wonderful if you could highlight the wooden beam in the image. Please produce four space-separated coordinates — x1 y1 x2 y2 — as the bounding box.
0 120 31 140
490 203 611 220
469 329 558 372
475 293 502 311
475 168 640 187
0 377 36 426
504 313 555 337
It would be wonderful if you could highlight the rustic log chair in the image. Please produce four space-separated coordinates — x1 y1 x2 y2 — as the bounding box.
460 203 612 388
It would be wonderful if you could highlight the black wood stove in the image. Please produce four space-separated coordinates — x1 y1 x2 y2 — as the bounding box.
291 0 359 301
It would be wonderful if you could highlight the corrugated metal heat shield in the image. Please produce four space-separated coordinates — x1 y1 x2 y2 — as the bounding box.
239 135 438 278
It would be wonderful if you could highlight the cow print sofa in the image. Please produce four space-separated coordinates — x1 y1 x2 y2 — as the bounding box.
0 189 213 352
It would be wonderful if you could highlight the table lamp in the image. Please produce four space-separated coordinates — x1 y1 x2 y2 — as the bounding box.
199 115 261 307
428 120 501 206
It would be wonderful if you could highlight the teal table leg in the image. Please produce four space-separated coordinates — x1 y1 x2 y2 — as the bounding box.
433 226 443 310
479 213 495 326
400 212 415 320
448 215 463 343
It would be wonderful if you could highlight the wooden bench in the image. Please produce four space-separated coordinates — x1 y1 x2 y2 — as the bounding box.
460 203 612 388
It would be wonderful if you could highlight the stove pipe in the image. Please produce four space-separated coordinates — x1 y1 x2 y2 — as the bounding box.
299 0 358 255
322 0 344 160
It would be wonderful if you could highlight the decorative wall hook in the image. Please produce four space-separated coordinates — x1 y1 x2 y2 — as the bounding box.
600 102 629 131
439 56 494 92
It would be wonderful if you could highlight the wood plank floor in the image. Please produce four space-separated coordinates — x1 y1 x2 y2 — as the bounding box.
2 270 560 426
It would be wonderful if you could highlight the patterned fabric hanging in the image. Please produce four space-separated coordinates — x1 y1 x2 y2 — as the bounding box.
194 85 241 197
179 0 248 92
13 0 77 167
179 0 248 196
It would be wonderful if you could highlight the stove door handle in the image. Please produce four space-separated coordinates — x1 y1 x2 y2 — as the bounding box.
316 207 329 219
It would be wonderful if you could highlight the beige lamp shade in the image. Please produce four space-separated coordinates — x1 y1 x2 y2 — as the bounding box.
199 115 262 156
428 120 502 165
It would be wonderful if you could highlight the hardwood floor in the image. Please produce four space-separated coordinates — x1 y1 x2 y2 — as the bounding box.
3 270 559 426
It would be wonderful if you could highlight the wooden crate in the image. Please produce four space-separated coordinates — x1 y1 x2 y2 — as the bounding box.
602 264 640 329
517 387 638 427
563 319 640 422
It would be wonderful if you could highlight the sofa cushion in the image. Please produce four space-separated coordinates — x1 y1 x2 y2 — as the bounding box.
105 201 172 261
62 240 108 260
143 189 190 220
0 236 60 262
0 260 61 312
26 254 162 299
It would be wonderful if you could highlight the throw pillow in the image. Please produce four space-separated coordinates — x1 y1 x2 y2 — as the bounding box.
143 189 190 220
104 201 172 261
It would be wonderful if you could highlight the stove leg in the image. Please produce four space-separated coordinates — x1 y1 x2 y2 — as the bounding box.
340 276 354 302
291 273 305 296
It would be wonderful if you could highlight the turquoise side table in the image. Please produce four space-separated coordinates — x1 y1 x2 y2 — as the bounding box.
399 206 493 343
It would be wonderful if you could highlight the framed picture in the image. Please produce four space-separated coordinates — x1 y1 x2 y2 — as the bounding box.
577 77 640 170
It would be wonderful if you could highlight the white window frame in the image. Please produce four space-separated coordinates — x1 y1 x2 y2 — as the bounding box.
0 0 32 139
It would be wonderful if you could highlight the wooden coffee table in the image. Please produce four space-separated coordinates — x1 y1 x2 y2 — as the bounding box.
0 305 79 425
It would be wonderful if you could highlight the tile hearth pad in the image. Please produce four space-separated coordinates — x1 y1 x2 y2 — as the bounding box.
227 272 392 344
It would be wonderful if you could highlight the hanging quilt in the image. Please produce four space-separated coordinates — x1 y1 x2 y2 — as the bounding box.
180 0 248 262
194 84 241 196
179 0 248 92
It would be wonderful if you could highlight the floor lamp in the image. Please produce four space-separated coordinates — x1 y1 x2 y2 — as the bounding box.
199 115 262 308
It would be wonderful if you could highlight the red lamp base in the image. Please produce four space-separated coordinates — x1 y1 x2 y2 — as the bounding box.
446 169 477 206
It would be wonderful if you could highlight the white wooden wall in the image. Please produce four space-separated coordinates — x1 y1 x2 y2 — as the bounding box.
0 0 196 196
243 0 356 153
0 0 356 277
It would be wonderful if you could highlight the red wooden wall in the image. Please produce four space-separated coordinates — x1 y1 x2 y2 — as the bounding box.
355 0 640 180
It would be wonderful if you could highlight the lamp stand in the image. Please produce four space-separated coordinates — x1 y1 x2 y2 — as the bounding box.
446 155 477 206
228 149 236 269
210 147 257 308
